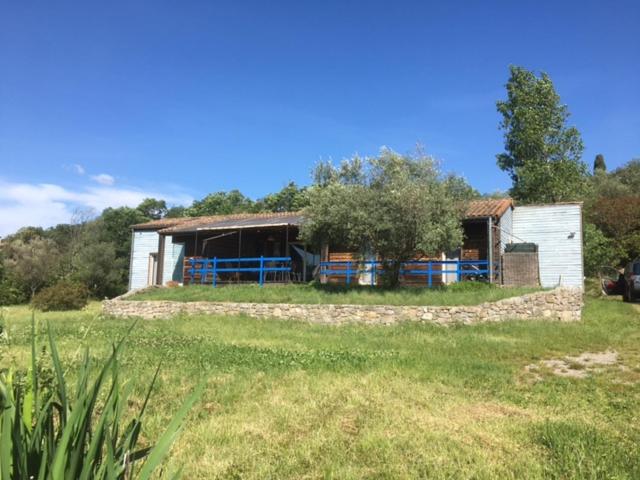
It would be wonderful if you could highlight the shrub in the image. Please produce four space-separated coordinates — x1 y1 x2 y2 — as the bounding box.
32 281 89 311
0 316 203 479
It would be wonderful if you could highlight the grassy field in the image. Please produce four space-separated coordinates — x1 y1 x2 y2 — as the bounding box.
129 282 542 306
2 297 640 479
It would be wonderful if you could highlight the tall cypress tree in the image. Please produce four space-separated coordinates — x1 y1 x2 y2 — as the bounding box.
496 66 588 203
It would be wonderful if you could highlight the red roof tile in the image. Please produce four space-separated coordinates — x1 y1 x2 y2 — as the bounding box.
465 198 513 219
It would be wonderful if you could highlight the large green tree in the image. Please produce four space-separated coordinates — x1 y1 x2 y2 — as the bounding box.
301 149 466 287
2 236 61 298
612 158 640 191
496 66 588 203
185 190 254 216
136 197 168 219
255 182 310 212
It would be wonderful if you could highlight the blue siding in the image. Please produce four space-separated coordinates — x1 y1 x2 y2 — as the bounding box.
512 204 583 289
129 231 160 290
162 236 185 284
498 205 514 253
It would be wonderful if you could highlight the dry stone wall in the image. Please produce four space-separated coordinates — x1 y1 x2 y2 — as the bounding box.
102 288 583 325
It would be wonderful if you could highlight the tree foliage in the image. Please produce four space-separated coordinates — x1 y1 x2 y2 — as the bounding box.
2 237 61 298
582 223 621 276
301 149 466 287
611 158 640 191
254 182 310 212
136 198 168 219
496 66 588 203
185 190 254 216
593 154 607 173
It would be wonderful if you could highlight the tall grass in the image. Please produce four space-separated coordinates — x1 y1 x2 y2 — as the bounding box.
0 315 202 479
130 282 541 306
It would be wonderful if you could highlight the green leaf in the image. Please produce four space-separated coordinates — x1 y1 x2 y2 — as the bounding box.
136 382 205 480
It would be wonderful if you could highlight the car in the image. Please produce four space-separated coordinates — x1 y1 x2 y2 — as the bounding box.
622 259 640 302
600 266 625 296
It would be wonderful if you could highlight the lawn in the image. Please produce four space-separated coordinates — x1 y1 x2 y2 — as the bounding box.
129 282 542 306
1 297 640 479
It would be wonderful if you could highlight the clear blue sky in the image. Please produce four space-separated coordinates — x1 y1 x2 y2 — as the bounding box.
0 1 639 234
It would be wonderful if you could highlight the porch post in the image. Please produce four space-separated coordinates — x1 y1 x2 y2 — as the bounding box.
302 242 307 282
488 216 494 284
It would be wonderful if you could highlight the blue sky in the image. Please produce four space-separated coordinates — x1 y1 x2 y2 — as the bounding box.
1 0 639 235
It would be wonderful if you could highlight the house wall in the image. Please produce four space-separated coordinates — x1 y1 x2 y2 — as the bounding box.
129 230 160 290
498 206 513 252
512 204 583 289
162 236 185 285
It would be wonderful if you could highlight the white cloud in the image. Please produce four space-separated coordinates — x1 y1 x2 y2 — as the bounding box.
0 179 193 237
90 173 115 186
73 164 86 175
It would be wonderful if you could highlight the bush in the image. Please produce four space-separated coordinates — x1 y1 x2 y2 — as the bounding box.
32 281 89 311
0 278 28 306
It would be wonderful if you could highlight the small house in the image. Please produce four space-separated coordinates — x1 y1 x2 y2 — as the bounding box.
128 199 583 290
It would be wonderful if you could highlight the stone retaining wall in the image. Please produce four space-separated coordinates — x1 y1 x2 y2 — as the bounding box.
102 288 583 325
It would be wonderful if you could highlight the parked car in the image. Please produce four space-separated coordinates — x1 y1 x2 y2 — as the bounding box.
622 259 640 302
600 266 625 296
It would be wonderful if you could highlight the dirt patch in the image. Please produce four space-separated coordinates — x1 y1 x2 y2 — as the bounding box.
525 350 619 380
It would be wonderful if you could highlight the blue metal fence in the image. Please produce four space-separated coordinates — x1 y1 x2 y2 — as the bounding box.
319 260 498 287
188 256 292 287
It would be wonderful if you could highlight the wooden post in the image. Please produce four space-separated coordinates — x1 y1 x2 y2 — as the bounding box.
302 242 307 283
488 217 494 284
321 244 329 284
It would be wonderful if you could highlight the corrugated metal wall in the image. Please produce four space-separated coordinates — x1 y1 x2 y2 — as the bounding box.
512 204 583 289
129 231 160 290
498 205 513 252
162 236 185 284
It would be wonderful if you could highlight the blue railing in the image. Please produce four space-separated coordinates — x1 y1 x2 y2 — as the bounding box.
188 256 292 287
319 260 498 287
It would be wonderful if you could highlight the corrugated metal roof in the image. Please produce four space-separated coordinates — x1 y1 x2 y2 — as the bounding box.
158 211 305 234
465 198 513 219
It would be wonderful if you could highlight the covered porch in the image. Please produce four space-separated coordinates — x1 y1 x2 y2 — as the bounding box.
159 212 319 286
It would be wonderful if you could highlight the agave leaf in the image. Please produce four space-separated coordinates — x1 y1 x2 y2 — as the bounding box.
36 441 48 480
47 322 68 424
78 367 121 480
136 382 205 480
22 388 33 434
0 376 15 480
30 313 39 415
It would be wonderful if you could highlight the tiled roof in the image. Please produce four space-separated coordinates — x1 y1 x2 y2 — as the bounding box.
465 198 513 219
131 217 193 230
157 211 304 234
132 199 514 232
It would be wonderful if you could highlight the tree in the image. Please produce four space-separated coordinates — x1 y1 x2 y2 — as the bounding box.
98 207 149 261
593 154 607 173
137 198 168 220
255 182 310 212
2 236 61 298
185 190 254 216
300 149 465 287
165 205 187 218
72 241 127 298
496 66 588 203
582 223 621 276
612 158 640 191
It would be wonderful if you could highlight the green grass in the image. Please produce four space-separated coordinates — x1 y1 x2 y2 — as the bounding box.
129 282 542 306
1 297 640 478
